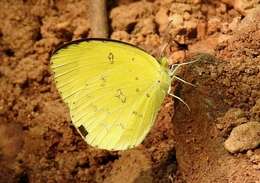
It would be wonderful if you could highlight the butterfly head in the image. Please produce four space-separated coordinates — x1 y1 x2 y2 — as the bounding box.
158 57 169 68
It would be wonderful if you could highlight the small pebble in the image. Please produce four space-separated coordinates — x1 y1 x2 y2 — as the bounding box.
252 164 260 170
169 14 183 26
246 150 253 157
224 121 260 153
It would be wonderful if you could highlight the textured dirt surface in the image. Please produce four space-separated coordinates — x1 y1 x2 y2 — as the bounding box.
0 0 260 183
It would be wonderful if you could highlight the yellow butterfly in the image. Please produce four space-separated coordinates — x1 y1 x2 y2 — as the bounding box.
50 38 181 150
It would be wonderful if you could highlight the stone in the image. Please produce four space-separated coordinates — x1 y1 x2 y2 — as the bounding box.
224 121 260 153
251 98 260 121
220 0 255 15
237 7 260 30
207 17 221 35
169 14 184 27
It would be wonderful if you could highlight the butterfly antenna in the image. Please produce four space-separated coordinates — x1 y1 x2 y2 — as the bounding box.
171 57 201 66
159 43 170 59
159 19 175 59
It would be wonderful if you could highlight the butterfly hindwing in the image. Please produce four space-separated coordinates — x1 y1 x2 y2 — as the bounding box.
51 39 171 150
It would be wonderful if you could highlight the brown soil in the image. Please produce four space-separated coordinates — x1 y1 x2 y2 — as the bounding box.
0 0 259 182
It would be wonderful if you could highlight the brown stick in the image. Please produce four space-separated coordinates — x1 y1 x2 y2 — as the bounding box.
89 0 109 38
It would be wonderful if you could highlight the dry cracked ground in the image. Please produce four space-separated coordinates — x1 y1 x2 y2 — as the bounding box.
0 0 260 182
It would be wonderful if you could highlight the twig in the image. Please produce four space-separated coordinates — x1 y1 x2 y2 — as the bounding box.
90 0 109 38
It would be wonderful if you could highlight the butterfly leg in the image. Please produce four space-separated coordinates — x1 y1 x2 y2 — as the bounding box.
173 76 196 87
169 64 195 87
169 65 180 77
167 88 191 111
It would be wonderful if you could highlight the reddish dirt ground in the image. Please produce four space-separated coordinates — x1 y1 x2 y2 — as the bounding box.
0 0 259 182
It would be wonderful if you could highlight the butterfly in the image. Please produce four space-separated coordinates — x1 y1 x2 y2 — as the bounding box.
50 38 181 150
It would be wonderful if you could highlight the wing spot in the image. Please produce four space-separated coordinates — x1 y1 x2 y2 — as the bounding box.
146 93 150 98
100 76 106 87
78 125 88 137
157 80 161 83
108 52 114 64
136 88 140 92
132 111 142 118
119 122 126 129
121 96 126 103
115 89 127 103
131 58 135 62
135 77 139 80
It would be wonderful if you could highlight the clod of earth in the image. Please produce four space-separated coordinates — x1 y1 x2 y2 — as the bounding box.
224 121 260 153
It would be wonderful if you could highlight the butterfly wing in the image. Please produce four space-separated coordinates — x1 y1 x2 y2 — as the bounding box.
50 39 171 150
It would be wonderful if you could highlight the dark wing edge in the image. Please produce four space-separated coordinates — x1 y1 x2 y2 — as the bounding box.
51 38 153 58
